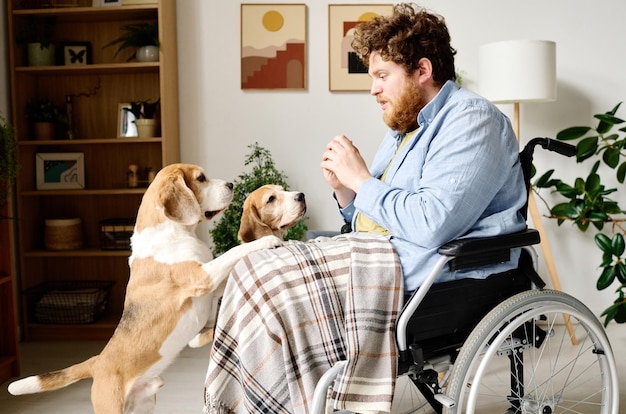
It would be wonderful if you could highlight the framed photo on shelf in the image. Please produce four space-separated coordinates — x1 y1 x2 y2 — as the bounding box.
93 0 122 6
36 153 85 190
241 4 307 90
328 4 394 91
117 103 138 137
62 42 91 66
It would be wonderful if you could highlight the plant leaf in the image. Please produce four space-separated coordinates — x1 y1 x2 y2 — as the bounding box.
556 126 591 141
618 162 626 183
597 266 616 290
602 146 621 168
595 233 612 252
576 136 599 162
612 233 625 256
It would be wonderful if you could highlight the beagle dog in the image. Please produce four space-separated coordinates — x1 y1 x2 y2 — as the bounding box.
8 164 283 414
187 184 307 348
238 184 307 243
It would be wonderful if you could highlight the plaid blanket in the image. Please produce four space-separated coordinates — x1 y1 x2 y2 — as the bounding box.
203 233 403 413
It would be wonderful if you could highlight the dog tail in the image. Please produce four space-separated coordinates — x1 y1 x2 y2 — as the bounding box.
8 356 97 395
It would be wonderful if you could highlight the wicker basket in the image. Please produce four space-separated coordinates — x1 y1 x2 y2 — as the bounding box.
100 218 135 250
24 280 115 324
44 218 83 250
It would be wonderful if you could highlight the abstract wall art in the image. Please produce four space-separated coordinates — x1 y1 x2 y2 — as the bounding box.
241 4 307 90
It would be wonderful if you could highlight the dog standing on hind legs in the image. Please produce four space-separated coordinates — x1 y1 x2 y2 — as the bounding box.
8 164 283 414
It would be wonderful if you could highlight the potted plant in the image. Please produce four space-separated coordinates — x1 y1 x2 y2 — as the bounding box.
25 98 67 140
104 22 159 62
210 142 308 256
125 99 160 137
16 16 56 66
534 102 626 326
0 115 19 210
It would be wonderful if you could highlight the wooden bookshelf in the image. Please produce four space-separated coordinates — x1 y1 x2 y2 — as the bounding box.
6 0 179 340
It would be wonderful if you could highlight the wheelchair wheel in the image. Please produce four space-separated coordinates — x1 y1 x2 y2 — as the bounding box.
443 289 619 414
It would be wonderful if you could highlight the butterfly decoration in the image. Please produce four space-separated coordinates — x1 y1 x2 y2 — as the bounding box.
69 48 86 64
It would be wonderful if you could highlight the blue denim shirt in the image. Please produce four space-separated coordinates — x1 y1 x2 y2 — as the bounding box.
339 81 527 291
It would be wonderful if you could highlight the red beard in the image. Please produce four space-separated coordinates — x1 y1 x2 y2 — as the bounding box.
381 78 423 134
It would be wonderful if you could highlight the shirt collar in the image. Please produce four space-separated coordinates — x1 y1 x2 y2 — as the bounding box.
390 80 459 141
417 80 459 128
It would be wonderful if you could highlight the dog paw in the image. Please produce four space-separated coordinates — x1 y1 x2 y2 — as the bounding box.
258 235 284 249
189 329 214 348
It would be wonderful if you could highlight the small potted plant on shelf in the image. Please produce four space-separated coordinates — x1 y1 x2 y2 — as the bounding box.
0 115 19 211
25 98 67 140
104 22 159 62
16 16 56 67
126 99 160 138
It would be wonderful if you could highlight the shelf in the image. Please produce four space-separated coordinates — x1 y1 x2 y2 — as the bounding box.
23 312 122 341
9 0 179 342
12 5 157 22
21 188 146 196
23 248 131 258
19 137 162 145
15 62 160 76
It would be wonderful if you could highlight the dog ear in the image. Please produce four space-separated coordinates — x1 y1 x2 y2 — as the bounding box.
238 197 272 243
160 170 202 225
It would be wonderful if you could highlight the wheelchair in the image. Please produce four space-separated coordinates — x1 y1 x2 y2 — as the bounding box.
310 137 620 414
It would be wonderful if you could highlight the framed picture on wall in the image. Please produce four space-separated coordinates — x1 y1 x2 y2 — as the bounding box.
241 4 307 90
328 4 394 91
36 153 85 190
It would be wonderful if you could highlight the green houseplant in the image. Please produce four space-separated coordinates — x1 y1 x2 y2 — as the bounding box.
104 22 159 62
24 98 67 140
0 115 19 210
16 16 56 66
125 99 160 137
210 142 308 255
534 102 626 326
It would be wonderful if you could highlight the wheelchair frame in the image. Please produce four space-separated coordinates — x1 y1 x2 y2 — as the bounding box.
310 138 620 414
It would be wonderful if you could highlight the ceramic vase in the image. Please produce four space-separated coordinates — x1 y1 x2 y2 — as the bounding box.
136 45 159 62
134 119 159 137
27 43 55 67
33 122 55 140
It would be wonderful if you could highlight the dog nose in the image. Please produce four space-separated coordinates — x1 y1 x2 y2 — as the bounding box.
296 193 305 202
226 182 234 190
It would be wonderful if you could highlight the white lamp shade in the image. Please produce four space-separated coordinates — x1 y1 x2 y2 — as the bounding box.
479 40 557 103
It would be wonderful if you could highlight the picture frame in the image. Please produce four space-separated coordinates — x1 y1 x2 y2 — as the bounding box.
62 42 91 66
36 153 85 190
117 103 138 138
241 4 307 90
328 4 394 91
93 0 122 6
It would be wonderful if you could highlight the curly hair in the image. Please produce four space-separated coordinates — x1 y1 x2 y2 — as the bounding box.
351 3 456 85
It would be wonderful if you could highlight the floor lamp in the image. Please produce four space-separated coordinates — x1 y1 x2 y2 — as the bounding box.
479 40 578 344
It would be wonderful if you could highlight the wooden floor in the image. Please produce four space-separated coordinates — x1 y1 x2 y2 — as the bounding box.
1 322 625 413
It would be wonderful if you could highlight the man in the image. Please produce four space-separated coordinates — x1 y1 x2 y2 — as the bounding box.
204 4 525 413
321 3 526 291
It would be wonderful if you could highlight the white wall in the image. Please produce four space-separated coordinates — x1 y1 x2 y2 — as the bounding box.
176 0 626 317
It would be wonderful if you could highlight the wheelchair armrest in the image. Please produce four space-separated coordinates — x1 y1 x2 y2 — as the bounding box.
438 229 540 257
438 229 540 271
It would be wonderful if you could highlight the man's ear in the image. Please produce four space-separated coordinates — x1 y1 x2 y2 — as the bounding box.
415 57 433 84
